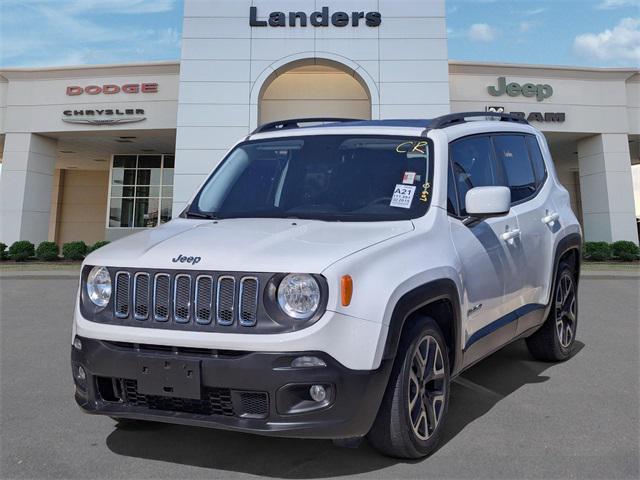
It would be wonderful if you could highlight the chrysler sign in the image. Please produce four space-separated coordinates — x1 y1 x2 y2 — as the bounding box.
62 108 146 125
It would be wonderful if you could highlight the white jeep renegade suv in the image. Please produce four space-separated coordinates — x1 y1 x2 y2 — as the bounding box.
72 113 582 458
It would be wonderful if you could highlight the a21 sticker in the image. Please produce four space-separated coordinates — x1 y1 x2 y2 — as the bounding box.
390 184 416 209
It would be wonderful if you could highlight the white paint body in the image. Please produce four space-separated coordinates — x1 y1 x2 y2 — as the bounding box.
74 120 581 371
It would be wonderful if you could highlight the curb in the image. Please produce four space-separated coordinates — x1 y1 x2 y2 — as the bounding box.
0 271 80 279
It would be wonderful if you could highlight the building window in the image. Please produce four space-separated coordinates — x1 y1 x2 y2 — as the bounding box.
108 154 174 228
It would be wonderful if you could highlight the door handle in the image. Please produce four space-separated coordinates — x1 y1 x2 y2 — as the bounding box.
542 212 560 225
501 229 521 242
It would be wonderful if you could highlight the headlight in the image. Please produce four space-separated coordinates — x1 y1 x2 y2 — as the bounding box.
86 266 111 308
277 273 321 319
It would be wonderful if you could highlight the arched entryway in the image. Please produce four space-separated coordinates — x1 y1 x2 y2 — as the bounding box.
258 59 372 126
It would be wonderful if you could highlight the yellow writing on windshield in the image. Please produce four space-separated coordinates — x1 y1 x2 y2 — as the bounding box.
396 141 428 154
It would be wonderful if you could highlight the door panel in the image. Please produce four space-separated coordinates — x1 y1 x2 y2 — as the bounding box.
451 214 523 356
513 137 560 334
448 134 525 359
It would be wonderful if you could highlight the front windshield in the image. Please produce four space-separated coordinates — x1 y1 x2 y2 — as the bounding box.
188 135 433 222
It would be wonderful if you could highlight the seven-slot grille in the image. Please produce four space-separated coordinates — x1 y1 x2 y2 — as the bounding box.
113 271 260 327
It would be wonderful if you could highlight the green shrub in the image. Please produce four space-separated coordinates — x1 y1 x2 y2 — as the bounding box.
36 241 59 261
62 241 88 261
611 240 640 262
8 240 35 261
583 241 612 262
0 242 7 260
88 240 110 253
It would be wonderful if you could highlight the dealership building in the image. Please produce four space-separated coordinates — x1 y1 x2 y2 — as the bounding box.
1 0 638 246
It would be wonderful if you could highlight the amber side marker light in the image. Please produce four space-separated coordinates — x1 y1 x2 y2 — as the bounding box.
341 275 353 306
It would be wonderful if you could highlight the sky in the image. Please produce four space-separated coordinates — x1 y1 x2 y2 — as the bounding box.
0 0 638 69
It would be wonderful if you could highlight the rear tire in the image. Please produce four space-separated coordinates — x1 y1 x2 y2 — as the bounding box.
526 262 578 362
368 317 450 458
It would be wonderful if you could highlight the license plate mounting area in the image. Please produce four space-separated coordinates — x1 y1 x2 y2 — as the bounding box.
136 356 202 400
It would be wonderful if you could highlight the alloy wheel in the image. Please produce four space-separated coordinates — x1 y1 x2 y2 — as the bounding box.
408 335 446 440
555 272 577 348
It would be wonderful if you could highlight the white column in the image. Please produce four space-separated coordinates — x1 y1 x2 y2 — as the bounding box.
577 134 638 244
0 133 57 244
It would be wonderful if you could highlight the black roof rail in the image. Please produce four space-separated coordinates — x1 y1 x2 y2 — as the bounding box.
429 111 529 130
252 118 359 135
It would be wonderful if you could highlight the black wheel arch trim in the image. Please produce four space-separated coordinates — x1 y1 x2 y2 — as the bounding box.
382 278 463 375
544 232 582 317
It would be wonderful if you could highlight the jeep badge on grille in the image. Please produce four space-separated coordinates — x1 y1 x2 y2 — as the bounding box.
172 255 202 265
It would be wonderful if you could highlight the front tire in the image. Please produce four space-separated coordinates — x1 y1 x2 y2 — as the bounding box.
526 262 578 362
368 317 450 458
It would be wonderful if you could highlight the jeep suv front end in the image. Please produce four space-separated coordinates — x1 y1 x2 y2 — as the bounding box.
71 129 433 439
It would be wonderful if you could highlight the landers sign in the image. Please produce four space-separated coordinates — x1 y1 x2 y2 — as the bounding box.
249 6 382 27
62 108 146 125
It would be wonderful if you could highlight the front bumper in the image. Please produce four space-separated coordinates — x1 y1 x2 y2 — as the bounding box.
71 337 392 439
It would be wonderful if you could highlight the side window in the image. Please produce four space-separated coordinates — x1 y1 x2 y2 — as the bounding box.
526 136 547 185
450 136 500 216
493 135 536 204
447 160 459 216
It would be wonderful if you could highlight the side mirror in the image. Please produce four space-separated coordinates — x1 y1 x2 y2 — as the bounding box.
465 186 511 222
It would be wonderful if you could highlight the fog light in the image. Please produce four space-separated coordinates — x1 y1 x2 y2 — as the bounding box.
73 337 82 350
291 356 326 368
77 366 86 381
309 385 326 402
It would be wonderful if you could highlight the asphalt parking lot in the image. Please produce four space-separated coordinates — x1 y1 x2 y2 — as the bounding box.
1 274 638 479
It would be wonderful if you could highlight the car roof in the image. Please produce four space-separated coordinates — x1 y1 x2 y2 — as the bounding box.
247 112 537 141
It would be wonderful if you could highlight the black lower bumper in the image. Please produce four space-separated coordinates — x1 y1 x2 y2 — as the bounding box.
71 337 392 439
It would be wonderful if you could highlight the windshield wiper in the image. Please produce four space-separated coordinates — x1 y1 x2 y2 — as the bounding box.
185 211 218 220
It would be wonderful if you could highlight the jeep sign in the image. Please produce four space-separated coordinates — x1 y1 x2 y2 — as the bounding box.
488 77 553 102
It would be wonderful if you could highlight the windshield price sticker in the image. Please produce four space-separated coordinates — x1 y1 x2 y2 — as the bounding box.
403 171 416 184
390 184 416 209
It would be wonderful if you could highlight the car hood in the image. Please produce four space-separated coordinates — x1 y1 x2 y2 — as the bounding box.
87 218 414 273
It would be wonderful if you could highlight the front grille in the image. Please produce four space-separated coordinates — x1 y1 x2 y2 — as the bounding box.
153 274 170 321
216 276 235 326
174 274 192 323
110 379 268 418
195 275 213 324
114 272 130 318
112 270 261 328
239 277 259 326
133 273 150 320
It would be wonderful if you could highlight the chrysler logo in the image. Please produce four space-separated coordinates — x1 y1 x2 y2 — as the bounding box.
62 108 146 126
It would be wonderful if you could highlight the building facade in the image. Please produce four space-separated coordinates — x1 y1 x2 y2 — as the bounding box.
1 0 638 246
